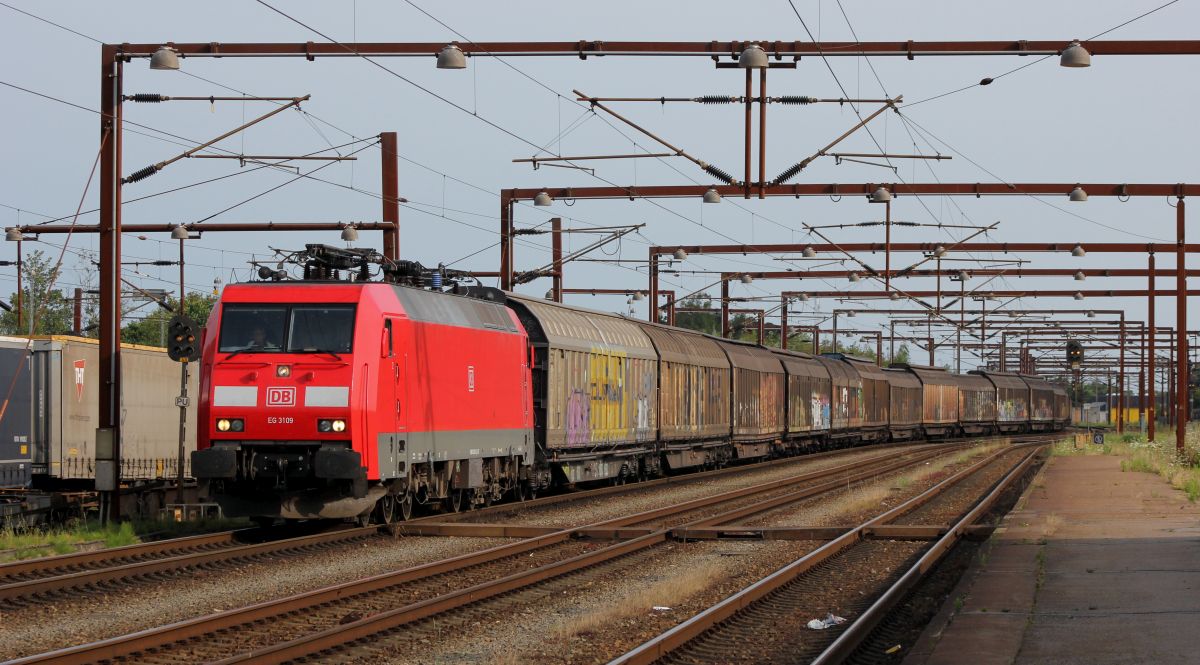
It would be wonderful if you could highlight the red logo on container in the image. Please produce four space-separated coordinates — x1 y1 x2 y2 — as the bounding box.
73 360 86 402
265 386 296 407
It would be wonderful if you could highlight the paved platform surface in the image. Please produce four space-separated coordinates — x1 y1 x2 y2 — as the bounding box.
904 453 1200 665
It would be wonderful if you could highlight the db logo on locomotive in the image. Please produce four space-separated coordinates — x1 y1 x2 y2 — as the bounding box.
265 386 296 407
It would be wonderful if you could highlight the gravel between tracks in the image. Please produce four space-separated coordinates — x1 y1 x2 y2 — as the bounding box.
0 534 508 661
370 442 1010 664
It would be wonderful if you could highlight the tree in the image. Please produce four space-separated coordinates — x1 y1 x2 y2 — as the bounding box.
121 292 218 347
0 250 76 335
892 344 911 365
673 296 721 336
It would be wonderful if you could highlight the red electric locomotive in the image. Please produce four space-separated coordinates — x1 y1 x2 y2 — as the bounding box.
193 247 533 523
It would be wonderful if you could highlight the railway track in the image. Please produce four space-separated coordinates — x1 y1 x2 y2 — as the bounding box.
607 439 1046 665
0 439 942 607
10 440 977 664
0 525 377 605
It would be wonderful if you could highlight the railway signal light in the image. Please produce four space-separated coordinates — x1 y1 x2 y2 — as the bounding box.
167 314 201 363
1066 340 1084 369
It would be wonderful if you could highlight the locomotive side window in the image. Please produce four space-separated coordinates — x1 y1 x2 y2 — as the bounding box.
287 306 356 353
383 319 394 358
218 306 287 352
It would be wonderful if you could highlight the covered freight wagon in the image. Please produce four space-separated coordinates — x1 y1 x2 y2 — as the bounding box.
1050 384 1071 430
507 296 658 484
771 349 831 452
815 355 864 439
1022 375 1058 431
891 364 960 438
715 339 784 459
974 370 1029 433
884 367 923 441
637 322 731 471
29 336 197 485
955 371 997 435
824 354 889 443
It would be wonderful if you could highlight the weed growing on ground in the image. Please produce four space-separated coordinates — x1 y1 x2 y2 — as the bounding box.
0 521 138 562
0 516 248 563
1054 425 1200 502
551 562 724 639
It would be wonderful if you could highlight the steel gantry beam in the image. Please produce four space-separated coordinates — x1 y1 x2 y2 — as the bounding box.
111 40 1200 60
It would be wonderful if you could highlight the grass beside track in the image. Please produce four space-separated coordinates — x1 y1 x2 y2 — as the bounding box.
0 517 249 563
1052 424 1200 501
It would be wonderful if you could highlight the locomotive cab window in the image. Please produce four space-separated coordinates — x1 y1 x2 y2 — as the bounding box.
218 304 357 354
287 306 356 353
218 306 287 352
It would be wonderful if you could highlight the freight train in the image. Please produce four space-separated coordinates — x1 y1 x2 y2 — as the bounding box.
0 335 198 523
191 245 1070 523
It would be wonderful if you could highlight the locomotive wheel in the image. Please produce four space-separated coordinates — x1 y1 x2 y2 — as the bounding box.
398 492 414 521
378 494 398 524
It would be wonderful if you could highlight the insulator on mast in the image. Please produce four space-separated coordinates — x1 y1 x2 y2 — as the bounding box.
703 164 736 184
775 96 818 105
772 162 805 185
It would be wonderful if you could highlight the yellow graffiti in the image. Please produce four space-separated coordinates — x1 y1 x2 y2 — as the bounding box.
589 347 627 441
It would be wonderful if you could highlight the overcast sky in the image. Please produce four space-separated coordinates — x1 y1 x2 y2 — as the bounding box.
1 0 1195 369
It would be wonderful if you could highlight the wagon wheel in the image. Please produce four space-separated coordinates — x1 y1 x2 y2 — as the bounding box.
445 488 464 513
397 491 414 521
514 480 527 502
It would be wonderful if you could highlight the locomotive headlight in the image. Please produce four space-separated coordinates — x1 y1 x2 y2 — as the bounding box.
230 419 244 432
276 365 291 378
318 419 333 432
331 419 346 432
216 418 231 432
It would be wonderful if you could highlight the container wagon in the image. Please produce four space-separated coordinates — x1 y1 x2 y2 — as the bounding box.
28 336 198 486
0 337 32 488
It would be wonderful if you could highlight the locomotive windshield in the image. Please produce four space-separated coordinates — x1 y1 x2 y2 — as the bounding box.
219 304 356 354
